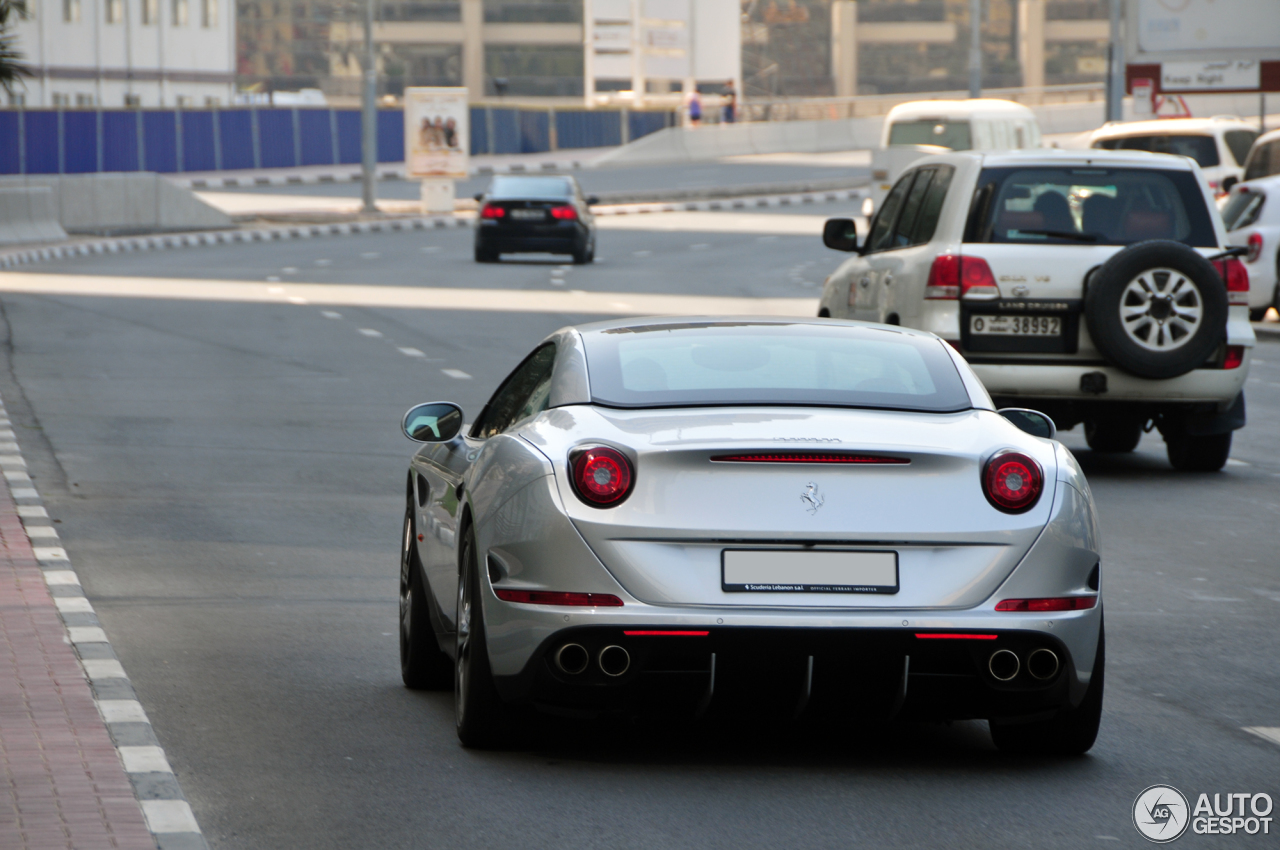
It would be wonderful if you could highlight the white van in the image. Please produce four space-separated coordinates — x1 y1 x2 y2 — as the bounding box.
869 99 1042 213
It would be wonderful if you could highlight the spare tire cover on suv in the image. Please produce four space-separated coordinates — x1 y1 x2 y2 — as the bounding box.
1084 240 1228 380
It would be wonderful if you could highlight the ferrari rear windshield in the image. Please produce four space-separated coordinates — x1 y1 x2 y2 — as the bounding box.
582 323 972 412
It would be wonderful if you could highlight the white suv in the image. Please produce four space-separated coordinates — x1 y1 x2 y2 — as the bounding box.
818 149 1255 471
1088 117 1259 195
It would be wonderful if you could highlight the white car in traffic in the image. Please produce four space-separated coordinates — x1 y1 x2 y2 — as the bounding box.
1221 174 1280 320
818 149 1255 471
1088 117 1258 195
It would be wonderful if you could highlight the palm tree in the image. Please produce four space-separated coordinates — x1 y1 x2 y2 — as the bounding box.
0 0 32 98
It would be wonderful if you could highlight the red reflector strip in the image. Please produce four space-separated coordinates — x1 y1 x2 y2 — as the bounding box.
914 633 998 640
995 596 1097 612
622 630 710 636
494 589 623 607
711 453 909 464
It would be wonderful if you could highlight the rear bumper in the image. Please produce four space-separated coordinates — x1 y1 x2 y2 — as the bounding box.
491 622 1094 722
475 223 586 255
971 358 1250 403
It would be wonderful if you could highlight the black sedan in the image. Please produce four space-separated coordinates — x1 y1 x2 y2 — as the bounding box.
473 175 598 264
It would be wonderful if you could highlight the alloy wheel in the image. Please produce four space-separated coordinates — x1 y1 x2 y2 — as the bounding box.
1119 268 1203 352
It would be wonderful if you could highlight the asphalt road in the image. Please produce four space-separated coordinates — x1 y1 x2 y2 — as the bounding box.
1 210 1278 849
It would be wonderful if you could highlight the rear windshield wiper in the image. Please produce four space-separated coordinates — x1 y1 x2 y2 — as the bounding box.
1013 228 1098 243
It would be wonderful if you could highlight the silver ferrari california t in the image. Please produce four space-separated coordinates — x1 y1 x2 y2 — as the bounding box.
398 318 1104 754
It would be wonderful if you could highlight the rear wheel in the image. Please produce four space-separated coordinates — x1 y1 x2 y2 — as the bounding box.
990 627 1104 756
454 530 508 748
1084 418 1143 453
1166 431 1232 472
400 507 451 689
572 237 594 265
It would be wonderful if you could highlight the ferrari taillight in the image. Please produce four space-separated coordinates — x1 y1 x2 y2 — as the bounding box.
995 596 1097 612
982 451 1043 513
570 446 634 506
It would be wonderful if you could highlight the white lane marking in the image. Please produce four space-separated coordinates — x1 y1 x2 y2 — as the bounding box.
3 469 30 482
0 454 25 466
1244 727 1280 747
11 488 39 499
98 699 150 724
43 570 80 586
358 328 382 337
24 525 58 538
398 347 425 357
119 746 173 774
597 212 828 235
0 273 819 317
282 267 298 274
17 505 47 517
321 311 342 319
55 597 94 614
0 429 15 439
33 546 68 561
140 800 201 834
442 368 471 380
67 626 108 644
315 259 332 266
550 279 565 286
1226 458 1249 467
82 659 128 680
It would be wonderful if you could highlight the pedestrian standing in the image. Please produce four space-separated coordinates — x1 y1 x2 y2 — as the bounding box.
687 89 702 127
722 80 736 124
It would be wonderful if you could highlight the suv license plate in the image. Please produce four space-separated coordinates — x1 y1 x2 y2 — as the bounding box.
970 315 1061 336
509 209 545 220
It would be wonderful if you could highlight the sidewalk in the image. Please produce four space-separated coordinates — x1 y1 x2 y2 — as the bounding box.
0 392 204 849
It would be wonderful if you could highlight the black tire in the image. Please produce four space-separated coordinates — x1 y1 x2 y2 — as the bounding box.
474 247 498 263
1250 308 1268 322
1166 431 1232 472
1084 240 1228 379
400 507 452 689
990 625 1104 756
572 237 594 265
454 529 508 748
1084 418 1143 453
818 308 831 318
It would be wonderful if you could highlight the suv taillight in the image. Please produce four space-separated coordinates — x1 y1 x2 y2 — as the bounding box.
1213 257 1249 305
481 204 505 219
1246 232 1263 264
925 255 999 300
570 446 634 506
982 451 1043 513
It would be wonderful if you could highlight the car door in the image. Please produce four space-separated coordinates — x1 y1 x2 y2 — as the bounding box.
860 166 951 324
416 343 558 627
851 172 915 322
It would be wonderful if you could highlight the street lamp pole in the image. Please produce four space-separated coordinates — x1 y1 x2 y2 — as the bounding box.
1105 0 1124 122
361 0 377 213
968 0 982 99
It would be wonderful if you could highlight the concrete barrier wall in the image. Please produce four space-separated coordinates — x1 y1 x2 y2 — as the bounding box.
0 173 232 235
0 187 68 246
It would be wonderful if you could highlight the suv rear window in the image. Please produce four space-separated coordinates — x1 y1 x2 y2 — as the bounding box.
1225 130 1259 166
1093 134 1220 168
1244 139 1280 182
1221 188 1265 231
582 323 972 413
965 167 1218 247
888 120 972 151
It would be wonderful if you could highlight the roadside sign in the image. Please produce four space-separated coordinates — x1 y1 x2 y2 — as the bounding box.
1132 77 1154 117
404 87 469 180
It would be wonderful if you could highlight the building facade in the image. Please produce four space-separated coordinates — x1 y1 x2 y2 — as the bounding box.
8 0 235 107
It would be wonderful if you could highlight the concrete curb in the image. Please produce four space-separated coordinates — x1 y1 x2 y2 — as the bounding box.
0 396 209 850
170 157 595 189
0 186 864 270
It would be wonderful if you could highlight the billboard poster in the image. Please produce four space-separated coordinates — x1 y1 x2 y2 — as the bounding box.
404 87 469 180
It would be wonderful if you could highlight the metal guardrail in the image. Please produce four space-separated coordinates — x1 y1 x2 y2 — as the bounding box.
742 83 1107 122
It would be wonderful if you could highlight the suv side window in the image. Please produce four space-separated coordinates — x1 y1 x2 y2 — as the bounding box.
905 165 954 245
1224 130 1258 167
470 343 557 439
866 172 915 253
1244 140 1278 181
889 169 934 249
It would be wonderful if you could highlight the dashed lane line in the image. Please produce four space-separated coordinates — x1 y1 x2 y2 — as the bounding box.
442 369 472 380
1244 727 1280 747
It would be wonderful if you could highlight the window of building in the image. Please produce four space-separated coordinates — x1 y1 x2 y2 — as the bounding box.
483 0 579 23
141 0 158 24
172 0 188 25
484 46 583 97
63 0 81 23
202 0 216 27
75 93 95 106
106 0 123 23
124 93 142 107
204 96 221 106
175 94 193 107
8 94 25 106
51 93 71 107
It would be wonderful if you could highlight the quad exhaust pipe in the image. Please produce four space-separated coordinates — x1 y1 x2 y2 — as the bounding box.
987 648 1060 682
598 645 630 677
555 643 589 675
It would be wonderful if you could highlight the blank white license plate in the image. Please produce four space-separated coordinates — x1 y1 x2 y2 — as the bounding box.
970 315 1061 336
722 549 898 594
509 209 545 220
